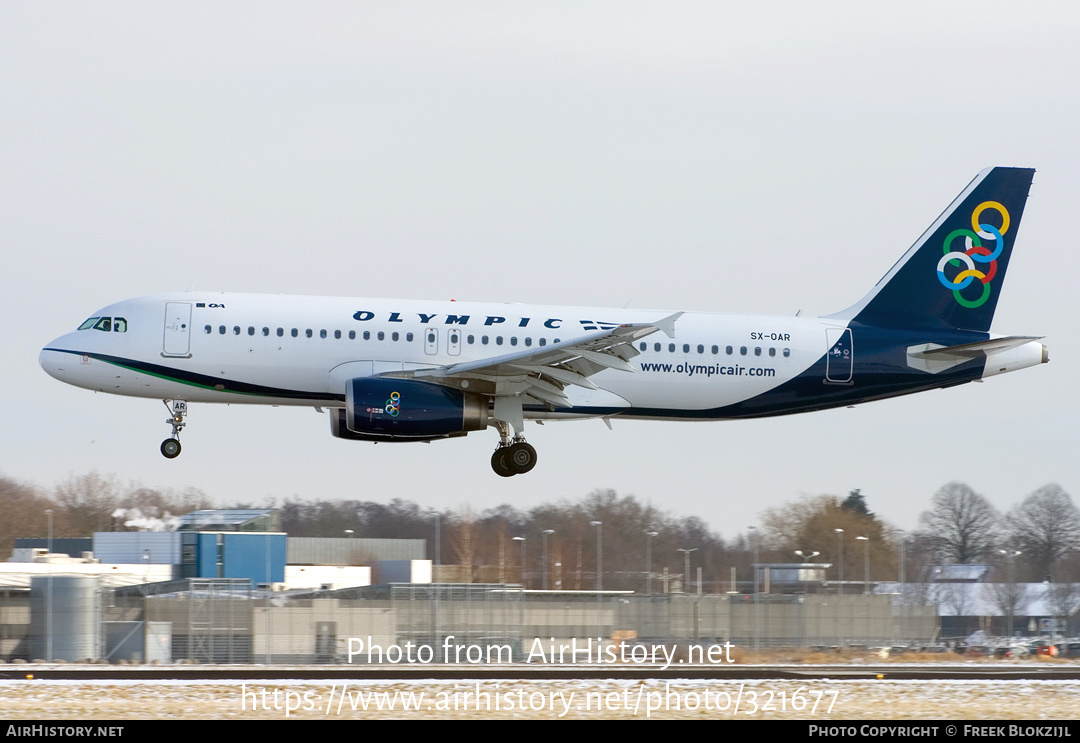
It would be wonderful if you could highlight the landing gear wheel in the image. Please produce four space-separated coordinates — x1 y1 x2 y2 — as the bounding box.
161 438 182 459
507 442 537 474
491 448 516 477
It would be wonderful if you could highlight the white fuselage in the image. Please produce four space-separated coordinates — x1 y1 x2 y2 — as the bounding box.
40 292 831 419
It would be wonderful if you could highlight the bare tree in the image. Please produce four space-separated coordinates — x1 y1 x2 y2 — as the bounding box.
917 482 999 564
984 581 1029 636
1007 484 1080 581
53 472 122 534
761 493 895 586
1044 582 1080 636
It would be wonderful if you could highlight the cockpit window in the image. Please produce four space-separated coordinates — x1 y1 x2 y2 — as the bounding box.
78 316 127 332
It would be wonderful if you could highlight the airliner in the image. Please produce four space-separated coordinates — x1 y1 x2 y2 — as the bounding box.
40 167 1047 476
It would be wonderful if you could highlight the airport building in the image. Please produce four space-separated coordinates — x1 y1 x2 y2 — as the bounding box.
3 509 1073 663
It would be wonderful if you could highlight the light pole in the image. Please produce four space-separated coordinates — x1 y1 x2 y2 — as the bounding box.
542 530 554 590
590 521 603 591
677 548 698 593
999 549 1022 636
794 550 820 562
856 536 870 595
896 529 906 644
431 510 442 657
45 508 52 662
748 525 759 652
834 528 845 595
513 536 526 588
645 531 658 595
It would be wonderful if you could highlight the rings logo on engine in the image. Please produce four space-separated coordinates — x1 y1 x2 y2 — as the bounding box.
384 391 401 417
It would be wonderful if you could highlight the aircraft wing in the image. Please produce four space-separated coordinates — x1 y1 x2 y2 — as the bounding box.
406 312 683 407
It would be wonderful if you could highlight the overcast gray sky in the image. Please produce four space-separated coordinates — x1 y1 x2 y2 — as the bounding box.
3 2 1076 541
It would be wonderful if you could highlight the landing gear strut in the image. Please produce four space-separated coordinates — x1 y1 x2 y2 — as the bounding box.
490 420 537 476
161 399 187 459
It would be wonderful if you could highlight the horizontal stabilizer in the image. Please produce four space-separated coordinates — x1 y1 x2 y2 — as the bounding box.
908 336 1045 374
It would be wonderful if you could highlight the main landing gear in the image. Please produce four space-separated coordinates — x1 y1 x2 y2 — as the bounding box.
490 420 537 477
161 399 187 459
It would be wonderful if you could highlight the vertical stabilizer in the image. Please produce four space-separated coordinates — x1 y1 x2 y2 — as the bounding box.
831 167 1035 332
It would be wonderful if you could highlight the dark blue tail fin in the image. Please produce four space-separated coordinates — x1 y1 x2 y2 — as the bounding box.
832 167 1035 332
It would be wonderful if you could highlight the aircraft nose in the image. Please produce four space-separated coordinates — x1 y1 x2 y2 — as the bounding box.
39 341 70 381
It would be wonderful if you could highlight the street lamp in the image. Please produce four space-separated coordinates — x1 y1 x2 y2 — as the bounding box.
834 528 845 595
542 530 554 590
590 521 603 591
999 548 1022 636
748 525 761 651
513 536 526 588
677 548 698 593
856 536 870 594
644 530 658 595
45 508 52 662
794 550 820 562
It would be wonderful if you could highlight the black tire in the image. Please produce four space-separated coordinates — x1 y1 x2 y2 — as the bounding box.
508 442 537 474
161 438 182 459
491 448 516 477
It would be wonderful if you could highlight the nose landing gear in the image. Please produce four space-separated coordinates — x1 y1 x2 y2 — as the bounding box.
161 399 187 459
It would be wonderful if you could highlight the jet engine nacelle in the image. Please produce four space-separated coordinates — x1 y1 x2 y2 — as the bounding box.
336 377 488 441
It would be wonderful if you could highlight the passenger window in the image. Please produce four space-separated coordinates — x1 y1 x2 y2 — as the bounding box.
377 331 384 341
639 342 647 351
740 346 747 355
427 332 435 344
654 343 661 352
511 337 518 346
711 345 718 354
769 347 776 357
754 347 761 356
668 343 675 352
726 346 733 355
783 348 791 357
467 335 475 344
697 344 704 354
525 337 532 347
363 331 370 340
320 329 327 339
334 330 341 339
277 328 284 337
291 328 298 337
482 336 489 345
406 332 414 342
392 332 399 341
496 336 504 346
205 325 212 334
305 329 312 338
539 338 546 347
683 344 690 353
219 326 226 335
247 327 254 336
262 327 269 336
349 330 355 340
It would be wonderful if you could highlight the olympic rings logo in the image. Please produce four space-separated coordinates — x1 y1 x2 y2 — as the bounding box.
384 391 400 417
936 200 1010 309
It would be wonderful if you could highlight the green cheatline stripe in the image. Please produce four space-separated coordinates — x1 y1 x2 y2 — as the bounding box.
47 348 341 401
